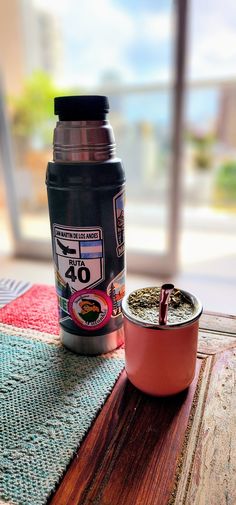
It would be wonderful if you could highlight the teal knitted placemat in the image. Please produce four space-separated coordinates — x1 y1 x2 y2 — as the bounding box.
0 332 124 505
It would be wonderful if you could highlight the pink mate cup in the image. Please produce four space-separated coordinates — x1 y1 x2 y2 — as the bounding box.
122 286 203 397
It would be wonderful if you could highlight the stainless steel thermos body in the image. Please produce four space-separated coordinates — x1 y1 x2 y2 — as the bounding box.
46 96 125 355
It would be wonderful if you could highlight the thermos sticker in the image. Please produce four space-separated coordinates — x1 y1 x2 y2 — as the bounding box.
68 289 112 330
107 270 125 318
113 190 125 257
53 225 104 294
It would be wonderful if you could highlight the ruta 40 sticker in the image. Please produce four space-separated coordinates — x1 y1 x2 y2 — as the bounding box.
53 224 104 294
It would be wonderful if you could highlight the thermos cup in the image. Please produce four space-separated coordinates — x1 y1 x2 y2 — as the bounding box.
46 95 125 355
122 286 203 396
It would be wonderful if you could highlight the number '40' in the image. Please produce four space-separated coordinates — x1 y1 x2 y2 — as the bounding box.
65 266 90 283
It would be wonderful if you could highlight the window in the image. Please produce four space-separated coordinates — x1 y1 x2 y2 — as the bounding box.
1 0 185 275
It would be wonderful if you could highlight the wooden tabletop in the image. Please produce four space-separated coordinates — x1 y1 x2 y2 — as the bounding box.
49 312 236 505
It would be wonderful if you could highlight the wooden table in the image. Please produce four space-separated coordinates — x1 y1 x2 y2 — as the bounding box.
49 312 236 505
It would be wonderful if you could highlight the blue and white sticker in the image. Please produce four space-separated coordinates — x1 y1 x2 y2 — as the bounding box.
53 224 104 293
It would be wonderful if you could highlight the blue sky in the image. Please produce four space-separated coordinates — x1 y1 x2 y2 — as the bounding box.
34 0 236 87
33 0 236 125
34 0 173 86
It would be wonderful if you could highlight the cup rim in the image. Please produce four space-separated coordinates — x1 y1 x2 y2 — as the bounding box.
122 287 203 329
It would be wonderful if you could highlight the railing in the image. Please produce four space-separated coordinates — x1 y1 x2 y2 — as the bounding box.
95 77 236 95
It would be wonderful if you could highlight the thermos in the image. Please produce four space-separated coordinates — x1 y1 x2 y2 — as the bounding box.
46 95 125 355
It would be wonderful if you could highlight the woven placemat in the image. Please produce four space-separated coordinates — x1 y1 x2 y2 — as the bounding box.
0 284 59 335
0 282 125 505
0 279 32 309
0 331 124 505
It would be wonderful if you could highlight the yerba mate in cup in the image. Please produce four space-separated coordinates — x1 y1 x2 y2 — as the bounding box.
122 286 203 396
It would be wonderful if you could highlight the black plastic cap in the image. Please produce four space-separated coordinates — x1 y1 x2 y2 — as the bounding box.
54 95 109 120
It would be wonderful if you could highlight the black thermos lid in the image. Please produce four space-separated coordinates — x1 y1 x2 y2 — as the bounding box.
54 95 109 121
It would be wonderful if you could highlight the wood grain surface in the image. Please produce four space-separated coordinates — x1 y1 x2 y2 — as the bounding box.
174 349 236 505
198 329 236 355
200 312 236 334
48 313 236 505
49 363 202 505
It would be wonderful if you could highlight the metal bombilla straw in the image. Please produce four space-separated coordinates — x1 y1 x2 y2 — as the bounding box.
159 283 175 325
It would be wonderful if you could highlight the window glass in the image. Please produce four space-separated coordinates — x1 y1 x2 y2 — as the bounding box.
0 0 174 260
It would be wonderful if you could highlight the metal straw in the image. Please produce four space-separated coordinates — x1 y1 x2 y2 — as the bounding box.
159 283 175 325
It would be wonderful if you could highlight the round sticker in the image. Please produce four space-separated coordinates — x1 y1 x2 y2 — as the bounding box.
68 289 112 331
